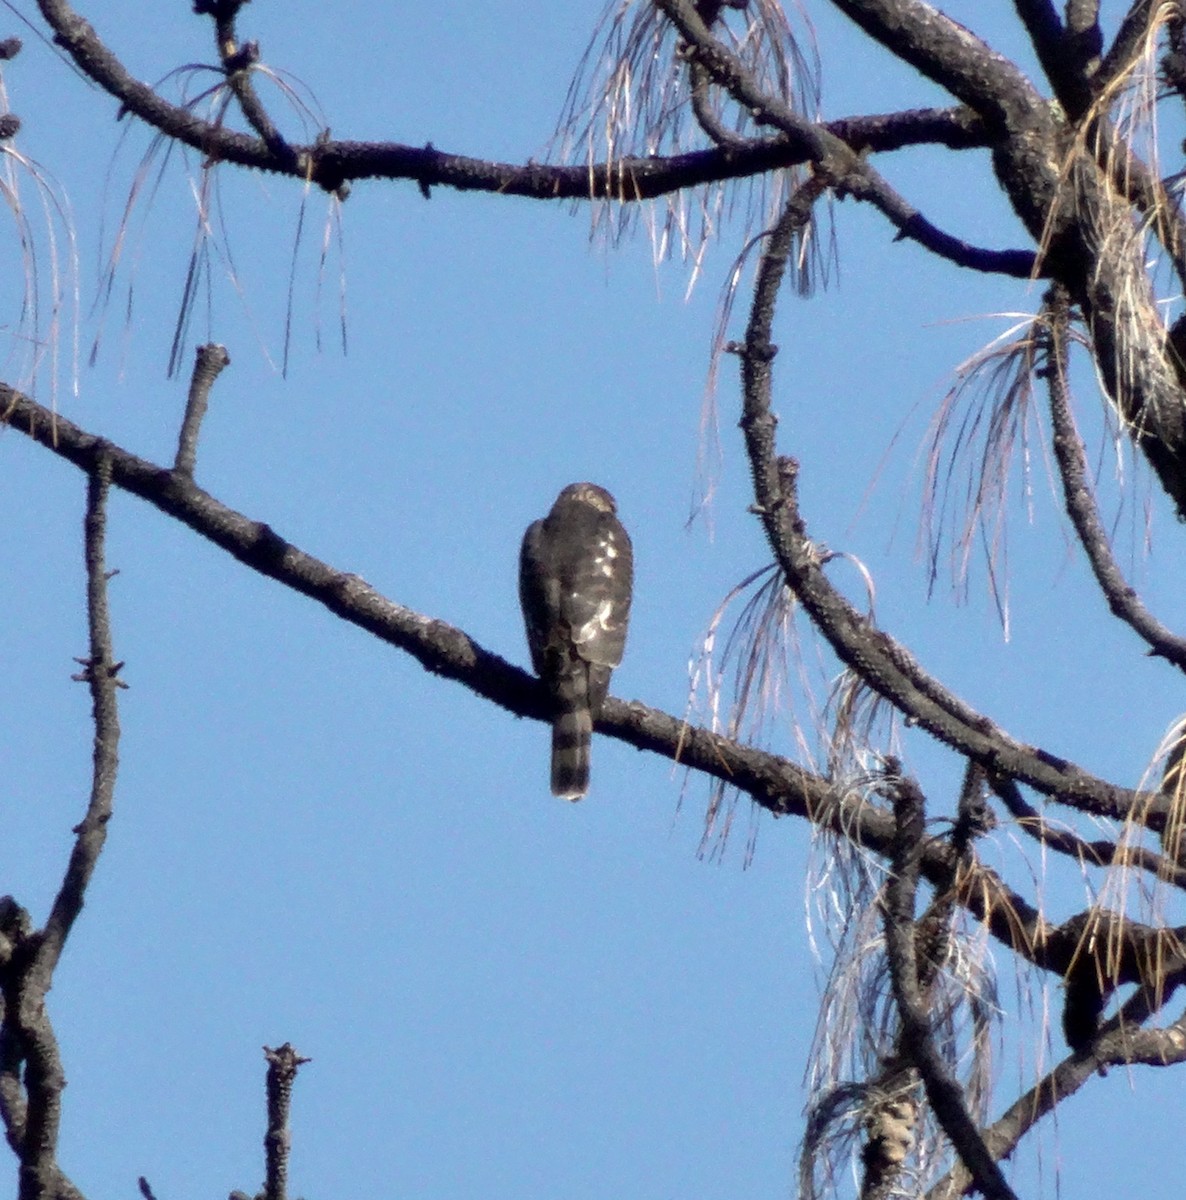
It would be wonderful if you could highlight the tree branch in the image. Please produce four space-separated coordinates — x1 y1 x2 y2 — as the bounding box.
660 0 1038 276
262 1043 309 1200
990 774 1186 889
175 342 230 478
826 0 1045 131
882 773 1018 1200
927 980 1186 1199
196 0 297 169
5 382 1174 986
36 0 1041 285
732 192 1157 828
1043 288 1186 671
0 456 120 1200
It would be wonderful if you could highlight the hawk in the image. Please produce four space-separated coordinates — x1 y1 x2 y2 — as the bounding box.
519 482 633 799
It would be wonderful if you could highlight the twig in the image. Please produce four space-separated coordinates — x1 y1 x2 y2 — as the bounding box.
991 773 1186 889
882 773 1018 1200
196 0 298 170
174 343 230 477
262 1043 310 1200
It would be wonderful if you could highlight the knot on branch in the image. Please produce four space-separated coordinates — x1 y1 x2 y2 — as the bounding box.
222 40 260 75
724 337 778 361
0 895 31 968
71 655 127 687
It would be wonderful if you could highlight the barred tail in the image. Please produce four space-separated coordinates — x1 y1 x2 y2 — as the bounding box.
551 704 593 800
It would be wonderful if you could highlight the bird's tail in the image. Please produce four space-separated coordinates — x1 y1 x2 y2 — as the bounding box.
551 703 593 800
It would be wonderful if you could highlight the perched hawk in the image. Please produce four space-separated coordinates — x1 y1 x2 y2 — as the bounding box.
519 482 633 799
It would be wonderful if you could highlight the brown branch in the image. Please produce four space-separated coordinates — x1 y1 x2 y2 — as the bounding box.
0 458 119 1200
175 342 230 477
990 774 1186 889
732 191 1154 828
660 0 1038 277
262 1043 310 1200
1043 287 1186 671
882 774 1018 1200
927 982 1186 1200
41 454 123 974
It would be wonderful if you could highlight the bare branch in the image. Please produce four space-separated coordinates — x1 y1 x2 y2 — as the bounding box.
882 773 1018 1200
6 382 1175 986
732 192 1158 828
928 981 1186 1200
0 456 120 1200
1043 289 1186 670
40 453 123 975
175 342 231 477
262 1043 310 1200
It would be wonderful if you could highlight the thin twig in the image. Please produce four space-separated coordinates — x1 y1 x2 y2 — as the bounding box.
197 0 298 170
991 773 1186 889
175 343 230 477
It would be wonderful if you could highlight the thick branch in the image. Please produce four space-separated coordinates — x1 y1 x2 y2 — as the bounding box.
5 383 1169 985
1013 0 1100 116
262 1043 309 1200
661 0 1037 276
826 0 1046 132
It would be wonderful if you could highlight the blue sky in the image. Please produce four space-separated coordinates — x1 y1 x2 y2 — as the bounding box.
2 2 1184 1197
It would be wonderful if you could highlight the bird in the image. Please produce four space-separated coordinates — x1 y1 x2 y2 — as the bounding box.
519 482 633 799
